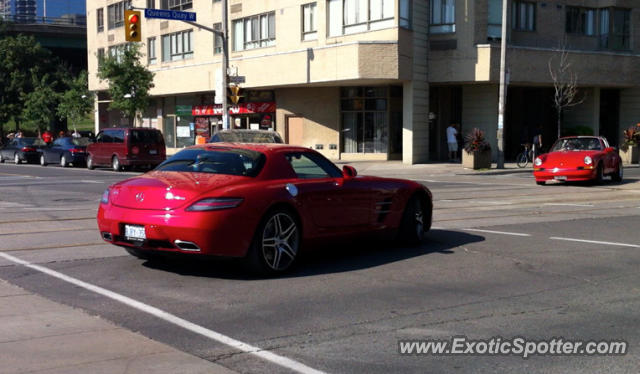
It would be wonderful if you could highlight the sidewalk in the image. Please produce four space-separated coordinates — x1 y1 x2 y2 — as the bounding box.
0 279 236 374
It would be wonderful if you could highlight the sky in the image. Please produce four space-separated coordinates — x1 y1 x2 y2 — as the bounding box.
37 0 85 18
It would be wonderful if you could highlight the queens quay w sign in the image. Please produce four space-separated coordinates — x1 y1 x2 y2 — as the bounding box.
144 9 196 22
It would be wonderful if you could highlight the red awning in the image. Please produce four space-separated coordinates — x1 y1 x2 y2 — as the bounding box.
192 102 276 116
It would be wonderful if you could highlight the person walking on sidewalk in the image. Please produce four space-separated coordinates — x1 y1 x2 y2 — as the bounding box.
532 126 543 158
446 123 459 162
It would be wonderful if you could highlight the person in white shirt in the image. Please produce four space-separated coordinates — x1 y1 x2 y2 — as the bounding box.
446 123 459 161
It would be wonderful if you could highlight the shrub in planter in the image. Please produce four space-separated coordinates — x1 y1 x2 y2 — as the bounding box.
462 128 492 169
620 125 640 164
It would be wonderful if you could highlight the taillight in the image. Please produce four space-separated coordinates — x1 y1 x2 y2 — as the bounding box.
69 148 83 154
186 198 243 212
100 189 110 204
131 146 140 155
21 147 35 152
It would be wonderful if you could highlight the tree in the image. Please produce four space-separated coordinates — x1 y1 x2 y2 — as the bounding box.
0 34 68 137
548 42 585 139
21 74 60 132
57 70 94 131
97 43 155 125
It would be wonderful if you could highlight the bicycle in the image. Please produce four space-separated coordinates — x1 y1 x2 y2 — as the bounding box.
516 143 533 168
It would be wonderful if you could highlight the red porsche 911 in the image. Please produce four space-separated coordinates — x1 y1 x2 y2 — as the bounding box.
533 136 623 185
97 143 432 274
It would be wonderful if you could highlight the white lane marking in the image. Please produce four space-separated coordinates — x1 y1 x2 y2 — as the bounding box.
544 203 594 207
463 228 531 237
416 179 532 187
438 200 455 202
0 252 326 374
80 180 105 184
549 237 640 248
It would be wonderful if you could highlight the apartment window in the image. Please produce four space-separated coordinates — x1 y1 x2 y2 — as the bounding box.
161 0 192 11
97 48 105 68
97 8 104 32
487 0 502 38
148 37 157 64
599 8 630 51
566 7 596 36
108 44 127 63
341 87 388 154
302 3 317 41
147 0 155 8
213 23 222 53
430 0 455 34
511 1 535 31
399 0 411 29
328 0 394 36
232 12 275 51
162 30 194 62
107 1 130 29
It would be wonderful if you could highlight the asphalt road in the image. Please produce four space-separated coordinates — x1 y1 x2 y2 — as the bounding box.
1 161 639 373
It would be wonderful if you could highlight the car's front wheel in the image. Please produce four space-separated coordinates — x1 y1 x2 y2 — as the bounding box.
398 195 426 245
60 155 68 167
14 153 21 164
248 209 300 275
40 154 47 166
112 156 121 172
595 163 604 184
612 162 623 183
87 155 95 170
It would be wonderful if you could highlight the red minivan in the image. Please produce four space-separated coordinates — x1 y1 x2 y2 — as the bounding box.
87 128 166 171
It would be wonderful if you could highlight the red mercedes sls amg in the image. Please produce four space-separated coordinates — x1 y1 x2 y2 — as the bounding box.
97 143 432 274
533 136 623 185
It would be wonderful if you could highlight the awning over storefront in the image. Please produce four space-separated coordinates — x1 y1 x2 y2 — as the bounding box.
192 102 276 116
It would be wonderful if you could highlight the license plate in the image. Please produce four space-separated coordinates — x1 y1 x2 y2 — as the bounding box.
554 176 567 181
124 225 146 240
149 149 157 155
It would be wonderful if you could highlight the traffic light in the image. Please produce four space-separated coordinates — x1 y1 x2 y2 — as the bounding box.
228 84 242 105
124 10 141 42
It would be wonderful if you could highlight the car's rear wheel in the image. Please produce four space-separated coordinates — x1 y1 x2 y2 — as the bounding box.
40 154 47 166
87 154 95 170
112 156 121 172
248 209 300 275
399 195 426 245
612 162 623 183
14 153 21 164
60 155 68 168
0 153 4 163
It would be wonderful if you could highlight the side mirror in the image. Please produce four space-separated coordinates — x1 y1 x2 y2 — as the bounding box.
342 165 357 178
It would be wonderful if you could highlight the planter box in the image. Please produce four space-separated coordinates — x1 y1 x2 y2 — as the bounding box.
619 145 639 165
462 150 492 169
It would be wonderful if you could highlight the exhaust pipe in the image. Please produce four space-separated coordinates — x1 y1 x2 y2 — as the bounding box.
174 240 201 252
101 232 113 241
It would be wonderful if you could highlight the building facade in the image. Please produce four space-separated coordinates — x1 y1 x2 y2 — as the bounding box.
87 1 640 163
1 0 37 21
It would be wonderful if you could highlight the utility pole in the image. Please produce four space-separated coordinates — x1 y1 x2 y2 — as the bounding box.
220 0 229 130
497 0 508 169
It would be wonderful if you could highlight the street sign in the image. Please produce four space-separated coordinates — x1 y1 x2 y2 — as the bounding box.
144 8 196 22
228 75 246 84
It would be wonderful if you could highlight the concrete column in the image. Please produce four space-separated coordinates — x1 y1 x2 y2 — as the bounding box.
402 0 429 164
93 99 100 134
592 87 600 136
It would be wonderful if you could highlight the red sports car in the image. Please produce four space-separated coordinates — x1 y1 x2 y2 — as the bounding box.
533 136 623 185
97 143 432 274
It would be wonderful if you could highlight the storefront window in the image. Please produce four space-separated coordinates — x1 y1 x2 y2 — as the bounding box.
341 86 388 154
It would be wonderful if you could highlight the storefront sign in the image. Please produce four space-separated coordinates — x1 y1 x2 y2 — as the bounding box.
192 102 276 116
176 105 192 116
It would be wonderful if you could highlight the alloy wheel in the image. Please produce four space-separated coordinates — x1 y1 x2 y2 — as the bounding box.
112 156 120 172
40 155 46 166
87 155 94 170
261 213 299 272
60 155 67 167
14 153 20 164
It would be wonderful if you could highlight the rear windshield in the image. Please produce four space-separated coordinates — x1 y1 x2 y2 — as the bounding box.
130 129 164 144
155 148 266 177
217 132 283 143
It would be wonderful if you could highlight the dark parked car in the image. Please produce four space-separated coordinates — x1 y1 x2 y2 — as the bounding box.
0 137 45 164
87 128 166 171
39 136 92 167
209 129 284 144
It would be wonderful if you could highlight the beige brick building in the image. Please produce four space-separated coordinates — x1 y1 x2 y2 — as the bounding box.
87 1 640 163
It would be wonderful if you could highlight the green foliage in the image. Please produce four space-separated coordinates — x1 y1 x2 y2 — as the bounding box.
464 128 491 153
621 125 640 151
561 125 593 137
97 43 154 124
21 74 59 131
57 70 94 130
0 34 70 136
